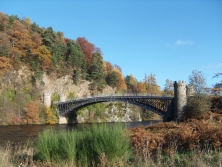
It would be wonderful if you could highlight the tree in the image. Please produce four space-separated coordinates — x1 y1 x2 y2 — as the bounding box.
163 79 174 96
137 82 146 94
106 71 118 88
114 68 127 92
77 37 94 66
36 45 53 72
0 32 11 57
188 70 207 95
42 27 56 52
8 19 34 58
212 83 221 96
51 32 67 67
144 73 161 95
67 40 87 83
125 74 138 93
0 12 9 32
25 101 40 124
88 52 106 91
213 70 222 94
0 56 13 75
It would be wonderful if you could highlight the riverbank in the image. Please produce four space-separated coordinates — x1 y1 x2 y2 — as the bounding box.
0 112 221 166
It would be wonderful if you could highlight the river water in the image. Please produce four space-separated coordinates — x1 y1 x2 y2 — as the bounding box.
0 120 161 145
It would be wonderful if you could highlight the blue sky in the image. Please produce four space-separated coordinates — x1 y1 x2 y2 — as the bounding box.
1 0 222 89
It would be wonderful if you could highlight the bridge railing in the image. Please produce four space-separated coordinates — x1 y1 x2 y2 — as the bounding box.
54 93 173 103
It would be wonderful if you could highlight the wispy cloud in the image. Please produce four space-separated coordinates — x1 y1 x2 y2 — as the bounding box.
175 40 194 46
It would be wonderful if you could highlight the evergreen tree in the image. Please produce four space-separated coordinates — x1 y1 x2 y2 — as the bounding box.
67 40 87 83
106 71 118 88
88 52 106 90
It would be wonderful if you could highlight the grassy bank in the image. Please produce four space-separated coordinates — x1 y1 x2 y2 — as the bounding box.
0 114 222 166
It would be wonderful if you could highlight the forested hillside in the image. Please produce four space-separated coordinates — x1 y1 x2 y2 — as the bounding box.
0 12 168 125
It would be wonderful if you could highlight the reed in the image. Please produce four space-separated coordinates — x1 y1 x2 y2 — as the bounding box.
35 123 132 166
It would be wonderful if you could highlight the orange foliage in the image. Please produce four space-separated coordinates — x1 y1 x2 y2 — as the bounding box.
10 20 34 57
129 114 222 156
114 68 127 91
77 37 94 65
0 12 9 32
105 61 113 72
137 82 146 94
25 101 40 124
0 56 13 75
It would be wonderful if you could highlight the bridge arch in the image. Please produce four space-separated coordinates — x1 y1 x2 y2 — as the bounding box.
57 96 174 119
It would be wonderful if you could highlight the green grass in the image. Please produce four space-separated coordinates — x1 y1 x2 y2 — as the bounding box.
35 123 132 166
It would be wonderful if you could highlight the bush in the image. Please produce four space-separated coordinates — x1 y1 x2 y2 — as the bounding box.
184 95 211 119
211 96 222 114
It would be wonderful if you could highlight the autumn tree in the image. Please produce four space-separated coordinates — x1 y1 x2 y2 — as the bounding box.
8 19 34 59
137 82 146 94
0 12 9 32
0 32 11 57
77 37 94 66
36 45 53 72
0 56 13 75
114 67 127 92
25 101 40 124
144 73 161 95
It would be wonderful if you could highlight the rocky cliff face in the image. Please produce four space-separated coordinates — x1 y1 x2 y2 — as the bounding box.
40 73 116 99
0 66 143 123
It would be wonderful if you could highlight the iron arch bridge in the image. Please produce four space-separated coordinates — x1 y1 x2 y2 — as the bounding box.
57 95 174 118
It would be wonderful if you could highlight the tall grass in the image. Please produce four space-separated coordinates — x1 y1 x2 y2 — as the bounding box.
35 123 132 166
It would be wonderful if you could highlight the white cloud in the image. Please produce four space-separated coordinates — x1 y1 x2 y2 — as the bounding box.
175 40 194 46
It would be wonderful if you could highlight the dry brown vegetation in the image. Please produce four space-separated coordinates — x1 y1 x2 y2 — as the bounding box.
129 111 222 156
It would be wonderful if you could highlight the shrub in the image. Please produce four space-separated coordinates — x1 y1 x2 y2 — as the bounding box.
184 95 211 119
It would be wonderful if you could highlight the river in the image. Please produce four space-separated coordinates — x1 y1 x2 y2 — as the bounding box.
0 120 161 145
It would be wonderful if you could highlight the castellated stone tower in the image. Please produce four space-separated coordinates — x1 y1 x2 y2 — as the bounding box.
43 92 51 107
174 81 187 120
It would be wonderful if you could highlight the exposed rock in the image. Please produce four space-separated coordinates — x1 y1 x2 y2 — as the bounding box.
76 102 142 123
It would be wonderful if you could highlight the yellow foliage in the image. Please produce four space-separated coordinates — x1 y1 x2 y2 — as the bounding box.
36 45 53 71
44 107 57 124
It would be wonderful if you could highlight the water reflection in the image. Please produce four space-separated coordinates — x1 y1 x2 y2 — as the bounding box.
0 120 162 145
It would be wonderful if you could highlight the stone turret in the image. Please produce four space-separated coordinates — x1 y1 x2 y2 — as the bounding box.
43 92 51 107
58 93 68 124
174 81 187 120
